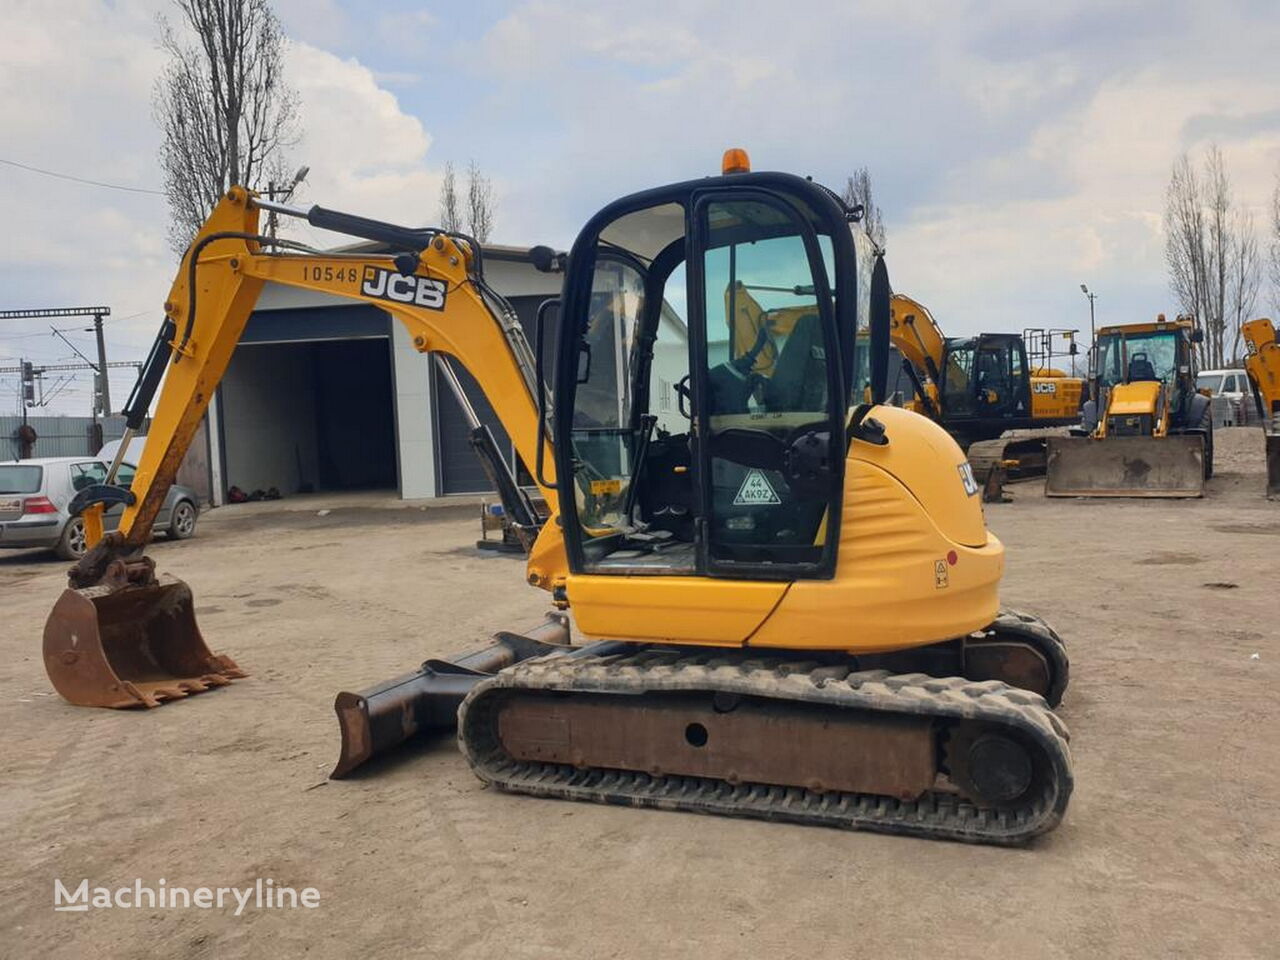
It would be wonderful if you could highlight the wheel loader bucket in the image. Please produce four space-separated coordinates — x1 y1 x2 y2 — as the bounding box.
42 574 245 709
1045 435 1205 498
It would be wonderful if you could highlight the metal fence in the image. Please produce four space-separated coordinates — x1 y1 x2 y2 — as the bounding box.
1 415 137 460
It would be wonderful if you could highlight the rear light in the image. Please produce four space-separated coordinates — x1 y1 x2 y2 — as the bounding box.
23 496 58 514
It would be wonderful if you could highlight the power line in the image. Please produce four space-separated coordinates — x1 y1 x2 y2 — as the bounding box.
0 157 165 196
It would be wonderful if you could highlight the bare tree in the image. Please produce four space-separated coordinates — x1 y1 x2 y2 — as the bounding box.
1227 208 1261 363
1271 170 1280 315
154 0 299 254
438 161 462 232
465 160 495 242
1163 145 1261 368
841 167 886 253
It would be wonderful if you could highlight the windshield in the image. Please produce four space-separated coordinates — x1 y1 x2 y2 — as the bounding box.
0 465 43 493
1097 331 1179 388
1195 373 1224 394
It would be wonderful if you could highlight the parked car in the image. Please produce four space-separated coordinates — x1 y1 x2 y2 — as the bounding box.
0 456 199 560
1197 368 1253 426
1197 368 1251 403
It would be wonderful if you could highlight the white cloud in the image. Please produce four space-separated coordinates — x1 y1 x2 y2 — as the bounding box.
0 5 443 412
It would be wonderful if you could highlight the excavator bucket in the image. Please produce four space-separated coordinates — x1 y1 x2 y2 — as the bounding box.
42 575 245 709
1045 435 1205 498
1267 431 1280 500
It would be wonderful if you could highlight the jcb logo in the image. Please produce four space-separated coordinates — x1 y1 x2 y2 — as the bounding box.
361 267 446 310
1032 382 1058 395
957 461 979 497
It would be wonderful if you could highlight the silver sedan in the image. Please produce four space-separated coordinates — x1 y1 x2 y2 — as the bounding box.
0 456 199 560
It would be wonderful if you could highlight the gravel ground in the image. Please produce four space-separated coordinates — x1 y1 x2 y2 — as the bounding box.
1 427 1276 959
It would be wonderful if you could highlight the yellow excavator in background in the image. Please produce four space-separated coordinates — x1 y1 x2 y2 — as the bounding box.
41 153 1072 844
1046 314 1212 497
880 295 1084 486
1242 317 1280 498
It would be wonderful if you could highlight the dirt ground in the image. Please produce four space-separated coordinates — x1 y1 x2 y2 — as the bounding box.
1 427 1277 959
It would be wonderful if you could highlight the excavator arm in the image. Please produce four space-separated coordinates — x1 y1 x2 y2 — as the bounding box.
44 187 565 710
888 293 946 415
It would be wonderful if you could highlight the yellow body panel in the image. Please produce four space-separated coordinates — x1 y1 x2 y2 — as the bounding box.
751 408 1000 653
567 406 1000 654
567 576 787 645
1029 375 1083 421
1107 381 1163 419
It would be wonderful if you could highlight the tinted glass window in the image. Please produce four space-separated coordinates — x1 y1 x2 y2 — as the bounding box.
699 196 835 565
70 462 106 491
1196 373 1224 394
0 465 42 493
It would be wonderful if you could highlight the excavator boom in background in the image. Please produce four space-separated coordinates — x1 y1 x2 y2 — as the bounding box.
1046 314 1211 497
877 295 1084 491
1242 316 1280 498
42 154 1072 844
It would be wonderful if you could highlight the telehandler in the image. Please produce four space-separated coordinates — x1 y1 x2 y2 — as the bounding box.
1046 314 1211 497
1242 317 1280 498
42 152 1071 844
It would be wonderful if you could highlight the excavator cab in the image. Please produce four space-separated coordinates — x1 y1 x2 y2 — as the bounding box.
938 333 1031 438
554 179 855 586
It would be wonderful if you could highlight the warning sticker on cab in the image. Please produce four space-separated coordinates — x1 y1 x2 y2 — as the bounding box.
590 479 622 496
733 470 782 506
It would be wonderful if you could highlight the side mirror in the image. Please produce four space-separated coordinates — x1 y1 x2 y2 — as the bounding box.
1190 328 1204 344
868 255 891 404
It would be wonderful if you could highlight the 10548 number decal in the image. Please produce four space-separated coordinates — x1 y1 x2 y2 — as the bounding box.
301 265 360 283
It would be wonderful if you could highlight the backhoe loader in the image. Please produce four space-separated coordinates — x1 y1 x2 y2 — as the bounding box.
1242 316 1280 498
42 152 1072 844
1046 315 1211 497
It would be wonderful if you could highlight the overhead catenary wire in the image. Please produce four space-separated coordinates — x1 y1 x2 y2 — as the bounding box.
0 157 166 196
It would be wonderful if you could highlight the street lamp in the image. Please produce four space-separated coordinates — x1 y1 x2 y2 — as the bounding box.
1080 284 1098 405
266 166 310 240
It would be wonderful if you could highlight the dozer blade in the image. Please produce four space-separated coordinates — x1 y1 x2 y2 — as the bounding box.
1045 435 1204 498
43 574 245 709
330 613 570 779
1267 431 1280 500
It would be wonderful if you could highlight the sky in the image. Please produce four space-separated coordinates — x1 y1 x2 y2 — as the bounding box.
2 0 1279 414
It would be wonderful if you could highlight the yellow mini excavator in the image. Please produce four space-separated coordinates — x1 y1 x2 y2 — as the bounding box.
42 152 1072 844
1243 316 1280 498
1046 314 1211 497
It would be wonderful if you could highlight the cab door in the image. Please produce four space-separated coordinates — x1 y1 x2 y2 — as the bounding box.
688 191 846 579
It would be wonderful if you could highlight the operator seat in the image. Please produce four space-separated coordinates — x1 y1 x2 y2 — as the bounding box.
763 313 826 412
1128 352 1158 382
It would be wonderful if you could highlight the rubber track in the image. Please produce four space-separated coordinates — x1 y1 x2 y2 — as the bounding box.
458 649 1073 845
987 607 1070 708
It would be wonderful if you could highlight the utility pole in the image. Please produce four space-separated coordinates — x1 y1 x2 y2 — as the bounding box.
0 306 114 416
92 311 110 415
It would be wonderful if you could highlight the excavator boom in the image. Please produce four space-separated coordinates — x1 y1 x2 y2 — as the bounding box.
43 188 560 711
1242 317 1280 498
